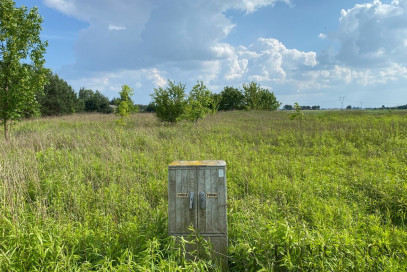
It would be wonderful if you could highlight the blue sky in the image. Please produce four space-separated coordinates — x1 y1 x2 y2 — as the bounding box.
14 0 407 108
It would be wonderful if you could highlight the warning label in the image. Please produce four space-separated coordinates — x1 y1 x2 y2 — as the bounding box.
206 193 218 198
177 193 188 198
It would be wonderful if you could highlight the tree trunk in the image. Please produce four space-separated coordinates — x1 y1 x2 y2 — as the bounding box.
4 121 9 141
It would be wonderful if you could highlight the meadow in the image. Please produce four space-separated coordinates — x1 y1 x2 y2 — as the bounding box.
0 110 406 271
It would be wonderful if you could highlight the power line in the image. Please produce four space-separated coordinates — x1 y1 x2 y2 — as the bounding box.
338 97 345 110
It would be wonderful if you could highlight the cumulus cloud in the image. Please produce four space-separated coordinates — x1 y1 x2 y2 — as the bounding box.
43 0 407 107
213 38 317 85
300 0 407 93
331 0 407 67
42 0 291 72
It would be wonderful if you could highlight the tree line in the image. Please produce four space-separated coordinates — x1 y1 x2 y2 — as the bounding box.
150 80 280 123
37 73 281 121
283 104 320 110
37 72 114 115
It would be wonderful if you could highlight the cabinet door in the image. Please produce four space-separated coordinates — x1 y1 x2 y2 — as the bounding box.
197 166 227 234
168 167 197 234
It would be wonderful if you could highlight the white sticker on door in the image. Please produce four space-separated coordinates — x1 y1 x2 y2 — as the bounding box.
219 169 224 178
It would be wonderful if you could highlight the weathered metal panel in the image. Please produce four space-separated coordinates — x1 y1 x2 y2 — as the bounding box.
168 167 197 234
168 160 228 270
197 166 227 234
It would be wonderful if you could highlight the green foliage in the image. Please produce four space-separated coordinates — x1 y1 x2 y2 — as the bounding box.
242 81 261 110
1 110 407 270
116 84 137 125
0 0 48 140
290 102 305 120
257 87 281 110
37 71 79 115
145 102 156 113
209 93 221 113
218 86 245 111
78 88 113 114
184 81 213 122
242 81 280 110
283 104 293 110
151 80 187 123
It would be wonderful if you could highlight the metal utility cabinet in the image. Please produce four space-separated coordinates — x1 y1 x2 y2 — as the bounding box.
168 160 228 268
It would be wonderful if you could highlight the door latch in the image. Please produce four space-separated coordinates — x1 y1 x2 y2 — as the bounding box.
189 192 194 209
199 192 206 209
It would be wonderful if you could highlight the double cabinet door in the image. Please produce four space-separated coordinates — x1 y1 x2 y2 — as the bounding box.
168 165 227 235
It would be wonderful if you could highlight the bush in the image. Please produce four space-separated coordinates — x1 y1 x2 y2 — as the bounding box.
184 81 213 122
243 81 280 110
151 80 187 123
218 86 245 111
78 88 113 114
116 85 137 125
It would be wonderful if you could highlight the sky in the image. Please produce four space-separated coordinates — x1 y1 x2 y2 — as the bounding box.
13 0 407 108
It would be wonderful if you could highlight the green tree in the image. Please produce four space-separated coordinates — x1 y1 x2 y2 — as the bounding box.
283 104 293 110
145 102 156 113
0 0 48 140
258 88 281 110
242 81 261 110
78 88 113 114
116 84 137 125
218 86 245 111
242 81 280 110
184 81 213 122
290 102 304 121
37 71 78 116
209 93 221 113
110 97 121 106
151 80 186 123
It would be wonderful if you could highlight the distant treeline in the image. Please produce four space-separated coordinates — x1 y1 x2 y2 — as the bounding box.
282 104 320 110
37 72 281 116
373 105 407 110
38 72 114 115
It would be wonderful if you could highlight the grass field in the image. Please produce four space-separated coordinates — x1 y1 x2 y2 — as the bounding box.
1 110 407 271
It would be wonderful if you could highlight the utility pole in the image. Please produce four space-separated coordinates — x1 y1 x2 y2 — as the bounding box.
339 97 345 110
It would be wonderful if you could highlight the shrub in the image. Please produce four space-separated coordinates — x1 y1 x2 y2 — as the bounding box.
242 81 280 110
116 85 137 125
151 80 187 123
184 81 213 122
218 86 245 111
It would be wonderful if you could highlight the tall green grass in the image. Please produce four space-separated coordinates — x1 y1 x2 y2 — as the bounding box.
1 110 406 271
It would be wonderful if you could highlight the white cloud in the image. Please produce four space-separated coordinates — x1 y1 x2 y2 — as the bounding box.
216 38 317 84
45 0 317 100
43 0 293 71
226 0 293 13
318 33 327 40
44 0 407 107
378 63 407 81
108 25 126 31
65 68 169 103
43 0 76 14
142 68 167 87
333 0 407 67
